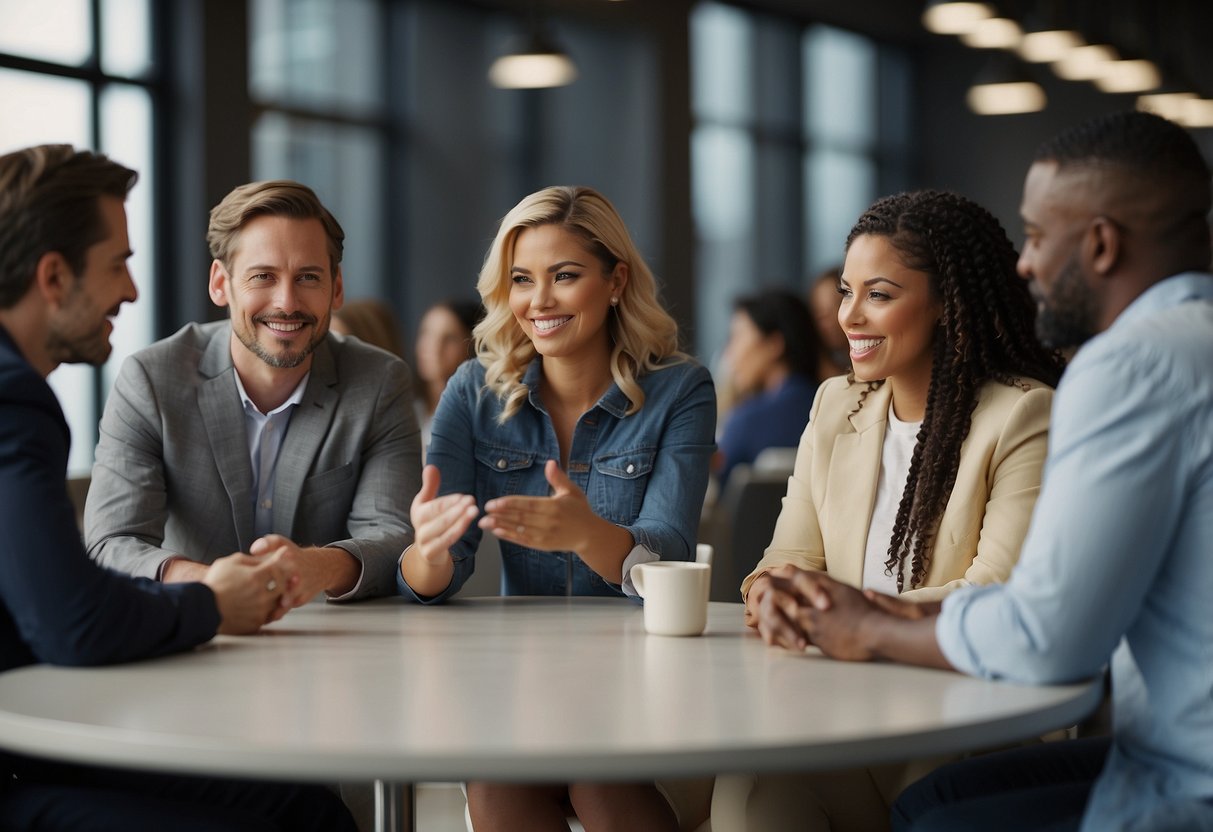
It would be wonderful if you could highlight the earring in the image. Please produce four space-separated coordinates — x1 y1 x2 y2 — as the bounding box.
610 296 619 306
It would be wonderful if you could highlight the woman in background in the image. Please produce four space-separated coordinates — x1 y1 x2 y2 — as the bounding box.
715 289 821 485
398 185 715 831
412 299 483 448
807 265 850 377
330 298 405 358
721 190 1066 832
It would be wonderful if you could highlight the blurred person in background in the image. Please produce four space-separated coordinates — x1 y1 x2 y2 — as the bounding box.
715 289 821 486
808 265 850 377
331 297 406 358
411 298 483 451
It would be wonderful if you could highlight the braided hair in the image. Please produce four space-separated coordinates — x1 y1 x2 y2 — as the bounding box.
844 190 1065 591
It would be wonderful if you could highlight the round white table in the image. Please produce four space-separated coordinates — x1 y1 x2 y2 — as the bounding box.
0 597 1100 828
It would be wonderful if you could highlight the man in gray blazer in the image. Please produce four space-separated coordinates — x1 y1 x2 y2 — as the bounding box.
85 180 420 603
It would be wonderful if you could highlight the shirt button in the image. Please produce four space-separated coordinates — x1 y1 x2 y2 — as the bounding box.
261 499 272 509
497 458 507 469
265 422 273 431
626 463 635 474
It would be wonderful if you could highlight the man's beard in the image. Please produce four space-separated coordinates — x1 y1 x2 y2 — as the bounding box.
1033 256 1099 350
236 313 325 369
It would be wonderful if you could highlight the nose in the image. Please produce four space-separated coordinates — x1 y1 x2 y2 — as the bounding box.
122 266 138 305
273 279 299 312
839 295 862 330
530 279 554 309
1015 249 1033 282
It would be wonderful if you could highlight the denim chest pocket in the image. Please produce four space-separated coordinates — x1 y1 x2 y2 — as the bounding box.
592 448 655 524
473 442 537 499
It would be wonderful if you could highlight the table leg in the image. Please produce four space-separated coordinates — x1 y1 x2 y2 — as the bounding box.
374 780 413 832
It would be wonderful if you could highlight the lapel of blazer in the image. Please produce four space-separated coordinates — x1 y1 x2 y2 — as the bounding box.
822 382 891 588
198 322 256 552
272 337 340 538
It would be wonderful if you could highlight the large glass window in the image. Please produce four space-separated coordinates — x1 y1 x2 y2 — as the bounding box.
249 0 388 301
690 1 909 362
0 0 157 475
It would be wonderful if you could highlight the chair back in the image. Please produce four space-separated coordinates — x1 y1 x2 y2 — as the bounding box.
702 463 792 602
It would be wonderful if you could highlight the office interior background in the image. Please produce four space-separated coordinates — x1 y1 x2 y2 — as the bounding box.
2 0 1211 477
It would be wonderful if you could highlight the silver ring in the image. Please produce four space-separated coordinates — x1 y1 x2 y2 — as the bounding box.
266 579 278 592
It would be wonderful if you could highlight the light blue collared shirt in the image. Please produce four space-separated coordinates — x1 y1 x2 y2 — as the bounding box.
937 273 1213 830
232 371 309 540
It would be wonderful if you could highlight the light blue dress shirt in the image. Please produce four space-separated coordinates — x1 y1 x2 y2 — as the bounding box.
399 357 716 602
233 371 309 540
936 273 1213 830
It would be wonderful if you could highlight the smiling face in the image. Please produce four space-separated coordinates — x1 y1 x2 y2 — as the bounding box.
208 214 344 373
839 234 941 397
46 195 137 367
507 223 625 366
1017 161 1101 349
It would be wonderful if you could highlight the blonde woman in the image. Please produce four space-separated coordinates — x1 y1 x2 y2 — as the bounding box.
397 186 715 831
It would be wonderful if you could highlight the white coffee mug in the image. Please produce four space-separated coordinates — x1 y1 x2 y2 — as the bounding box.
630 561 711 637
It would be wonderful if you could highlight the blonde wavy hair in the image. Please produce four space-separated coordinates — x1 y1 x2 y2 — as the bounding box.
474 186 682 422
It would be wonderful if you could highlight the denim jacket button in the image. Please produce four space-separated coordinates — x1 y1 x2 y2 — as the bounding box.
497 458 507 469
626 463 635 474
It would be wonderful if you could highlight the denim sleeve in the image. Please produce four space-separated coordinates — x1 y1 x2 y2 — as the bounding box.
621 363 717 565
937 342 1193 684
396 362 479 604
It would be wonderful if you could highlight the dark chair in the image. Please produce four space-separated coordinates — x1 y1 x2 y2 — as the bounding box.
701 462 792 603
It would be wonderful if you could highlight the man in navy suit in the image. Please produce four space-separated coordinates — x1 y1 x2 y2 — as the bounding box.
0 144 356 831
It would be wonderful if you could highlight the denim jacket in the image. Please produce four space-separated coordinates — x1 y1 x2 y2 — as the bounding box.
398 357 716 601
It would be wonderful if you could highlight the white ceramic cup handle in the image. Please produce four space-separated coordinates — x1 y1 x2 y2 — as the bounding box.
630 563 647 598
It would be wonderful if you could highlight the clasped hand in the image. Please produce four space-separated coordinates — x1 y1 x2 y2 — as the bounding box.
752 565 927 661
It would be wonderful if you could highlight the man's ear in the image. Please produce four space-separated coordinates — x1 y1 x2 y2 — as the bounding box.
331 266 345 312
208 260 230 307
34 251 73 309
1087 217 1122 277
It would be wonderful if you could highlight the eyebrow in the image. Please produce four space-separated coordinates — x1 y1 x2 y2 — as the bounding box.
839 276 904 289
511 259 588 274
243 264 326 274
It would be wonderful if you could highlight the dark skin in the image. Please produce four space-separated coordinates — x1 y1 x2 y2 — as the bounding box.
751 158 1212 671
752 564 951 668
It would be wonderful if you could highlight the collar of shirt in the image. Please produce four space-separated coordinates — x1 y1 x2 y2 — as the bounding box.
232 370 310 419
1108 271 1213 330
232 370 310 539
521 356 632 419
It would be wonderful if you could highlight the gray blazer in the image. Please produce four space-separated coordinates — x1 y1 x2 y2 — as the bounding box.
85 321 421 601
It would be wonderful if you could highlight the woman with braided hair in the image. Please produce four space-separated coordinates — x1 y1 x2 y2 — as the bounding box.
716 190 1065 832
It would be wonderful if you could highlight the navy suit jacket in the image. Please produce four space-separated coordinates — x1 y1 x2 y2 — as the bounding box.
0 325 218 673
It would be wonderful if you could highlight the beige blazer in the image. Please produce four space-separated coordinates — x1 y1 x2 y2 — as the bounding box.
741 374 1053 603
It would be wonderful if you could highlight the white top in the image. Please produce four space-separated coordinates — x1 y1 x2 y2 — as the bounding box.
0 598 1098 784
861 403 920 595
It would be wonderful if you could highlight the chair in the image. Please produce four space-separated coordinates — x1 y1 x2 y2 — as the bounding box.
700 462 792 602
453 533 503 597
752 445 798 472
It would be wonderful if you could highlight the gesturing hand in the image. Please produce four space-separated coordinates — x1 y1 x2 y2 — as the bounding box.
479 460 602 554
410 464 478 566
